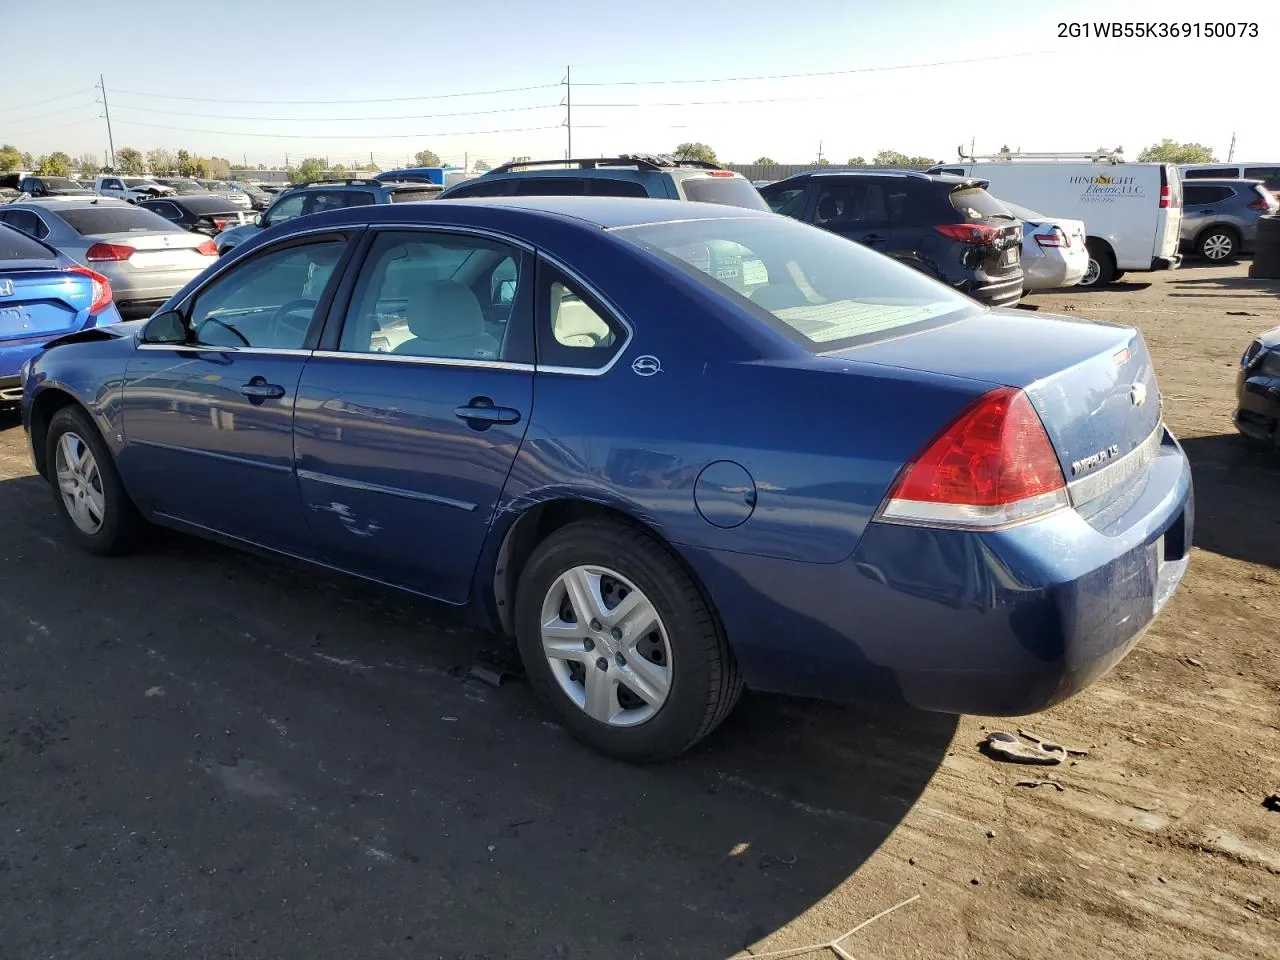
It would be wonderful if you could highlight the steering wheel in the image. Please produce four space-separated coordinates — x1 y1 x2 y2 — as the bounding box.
193 316 250 347
267 298 316 347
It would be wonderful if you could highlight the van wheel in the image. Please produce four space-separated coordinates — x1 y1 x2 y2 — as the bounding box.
1113 271 1126 280
1079 240 1115 286
1197 227 1239 262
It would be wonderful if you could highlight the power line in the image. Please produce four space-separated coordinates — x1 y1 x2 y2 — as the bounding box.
0 88 94 115
110 119 565 140
109 81 560 106
107 102 559 123
573 50 1053 86
2 113 100 140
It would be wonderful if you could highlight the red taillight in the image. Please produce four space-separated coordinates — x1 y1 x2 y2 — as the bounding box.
1034 228 1068 248
879 387 1068 529
67 264 113 314
1159 185 1171 209
196 239 218 256
213 217 230 228
1247 197 1270 211
935 223 1001 244
705 171 736 177
85 242 134 262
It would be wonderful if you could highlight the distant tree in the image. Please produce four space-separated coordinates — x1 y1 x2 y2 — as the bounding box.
873 150 912 168
753 156 777 166
675 142 718 164
367 161 381 173
115 147 146 175
20 151 35 169
0 144 22 172
473 158 491 172
36 152 73 177
294 157 328 183
413 149 441 167
147 148 175 175
907 156 939 168
175 149 196 177
1137 139 1215 163
207 156 231 179
191 158 210 178
846 156 869 166
76 152 100 176
815 158 831 167
330 163 347 178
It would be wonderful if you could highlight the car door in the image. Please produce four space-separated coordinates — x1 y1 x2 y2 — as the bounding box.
118 231 359 552
293 227 535 603
1180 184 1221 239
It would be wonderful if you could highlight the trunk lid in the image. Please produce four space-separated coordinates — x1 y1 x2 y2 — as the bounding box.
86 230 209 269
0 265 92 341
832 310 1162 510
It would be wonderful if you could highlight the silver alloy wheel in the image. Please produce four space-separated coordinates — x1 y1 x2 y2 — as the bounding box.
1202 233 1234 260
55 431 106 535
539 564 673 727
1081 257 1101 286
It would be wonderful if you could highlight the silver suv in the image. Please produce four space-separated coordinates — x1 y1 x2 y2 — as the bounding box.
1180 178 1278 262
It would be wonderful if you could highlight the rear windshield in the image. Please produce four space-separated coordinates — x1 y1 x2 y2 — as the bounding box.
949 188 1014 221
677 176 770 211
614 214 979 352
389 188 440 203
175 196 243 214
0 223 57 260
59 207 179 235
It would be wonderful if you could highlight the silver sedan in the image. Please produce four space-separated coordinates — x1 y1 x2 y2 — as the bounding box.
0 198 216 318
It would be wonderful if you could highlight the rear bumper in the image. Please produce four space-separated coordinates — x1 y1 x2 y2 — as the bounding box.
1023 255 1089 291
964 274 1023 308
0 374 20 405
680 431 1193 715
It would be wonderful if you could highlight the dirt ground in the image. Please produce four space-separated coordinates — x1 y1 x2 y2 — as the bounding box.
0 263 1276 960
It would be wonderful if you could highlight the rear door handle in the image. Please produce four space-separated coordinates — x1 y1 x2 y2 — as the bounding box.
240 379 286 400
455 397 521 425
861 234 886 244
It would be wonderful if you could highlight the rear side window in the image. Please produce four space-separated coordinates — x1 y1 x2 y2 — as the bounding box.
514 178 585 196
445 179 511 199
1183 167 1229 179
0 223 57 260
1243 166 1280 189
389 188 440 203
59 207 178 235
677 176 770 211
949 188 1012 221
885 180 950 227
587 179 648 198
1184 185 1232 205
0 209 50 240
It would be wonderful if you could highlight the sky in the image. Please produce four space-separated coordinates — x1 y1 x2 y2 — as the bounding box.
2 0 1276 170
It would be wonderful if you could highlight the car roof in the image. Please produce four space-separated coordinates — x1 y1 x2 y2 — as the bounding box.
1182 177 1264 186
16 197 134 210
287 195 773 232
769 168 984 188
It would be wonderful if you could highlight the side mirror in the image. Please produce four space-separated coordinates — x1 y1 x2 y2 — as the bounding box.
493 278 516 306
253 214 264 226
141 309 188 344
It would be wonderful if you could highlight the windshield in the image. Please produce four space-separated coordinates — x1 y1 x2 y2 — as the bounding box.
615 215 979 351
999 199 1046 221
59 207 179 235
677 176 770 211
121 178 156 188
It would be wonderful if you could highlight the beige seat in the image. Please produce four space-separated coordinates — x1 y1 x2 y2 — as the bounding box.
393 281 500 360
550 289 613 347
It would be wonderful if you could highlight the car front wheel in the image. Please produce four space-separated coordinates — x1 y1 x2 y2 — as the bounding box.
515 518 742 762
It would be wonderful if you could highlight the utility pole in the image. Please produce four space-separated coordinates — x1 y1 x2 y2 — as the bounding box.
563 65 572 159
969 137 976 160
1227 132 1237 162
816 140 824 165
96 74 116 171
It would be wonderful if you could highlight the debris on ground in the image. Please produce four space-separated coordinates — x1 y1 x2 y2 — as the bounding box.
468 648 523 687
1264 794 1280 813
983 731 1066 765
1019 728 1090 756
1182 656 1204 667
1226 311 1258 316
1015 778 1066 792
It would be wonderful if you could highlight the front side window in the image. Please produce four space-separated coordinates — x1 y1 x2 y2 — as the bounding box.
187 239 347 349
263 193 306 226
337 231 522 360
616 215 980 352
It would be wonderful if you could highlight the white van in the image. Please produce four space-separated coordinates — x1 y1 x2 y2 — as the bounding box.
1181 162 1280 195
927 152 1182 287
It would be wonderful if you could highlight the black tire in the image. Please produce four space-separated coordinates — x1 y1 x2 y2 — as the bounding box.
1113 270 1126 281
514 518 742 762
45 405 146 556
1079 240 1116 287
1197 225 1240 263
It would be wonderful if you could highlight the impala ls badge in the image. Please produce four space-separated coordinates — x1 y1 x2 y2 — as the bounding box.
0 279 12 297
1071 445 1121 476
1131 382 1148 407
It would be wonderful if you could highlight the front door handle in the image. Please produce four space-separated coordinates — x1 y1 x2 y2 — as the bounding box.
240 379 286 400
455 397 521 426
861 234 886 244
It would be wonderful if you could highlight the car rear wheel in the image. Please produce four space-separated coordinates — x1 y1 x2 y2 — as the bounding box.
1079 240 1116 287
46 406 146 556
515 518 742 762
1197 227 1239 262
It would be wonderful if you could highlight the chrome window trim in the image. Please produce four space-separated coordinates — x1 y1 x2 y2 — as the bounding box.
309 350 533 372
537 250 634 378
136 344 314 357
363 221 535 253
1067 422 1165 508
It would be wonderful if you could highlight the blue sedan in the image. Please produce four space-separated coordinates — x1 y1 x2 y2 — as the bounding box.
2 223 121 409
19 197 1193 761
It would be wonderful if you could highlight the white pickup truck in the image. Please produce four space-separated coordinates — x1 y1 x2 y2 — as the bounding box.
94 176 175 204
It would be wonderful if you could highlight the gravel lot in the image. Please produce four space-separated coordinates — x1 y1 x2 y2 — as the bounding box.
1 263 1277 959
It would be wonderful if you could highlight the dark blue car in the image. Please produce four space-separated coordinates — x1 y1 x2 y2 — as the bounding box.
1 223 121 408
19 197 1193 761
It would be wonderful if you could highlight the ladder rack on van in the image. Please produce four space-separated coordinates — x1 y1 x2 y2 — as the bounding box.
958 149 1126 164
